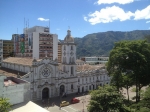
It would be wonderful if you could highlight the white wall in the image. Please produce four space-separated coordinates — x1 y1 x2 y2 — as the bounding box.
0 76 30 105
33 32 39 59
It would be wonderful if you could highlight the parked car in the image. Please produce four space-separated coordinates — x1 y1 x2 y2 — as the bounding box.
71 98 80 104
60 101 69 107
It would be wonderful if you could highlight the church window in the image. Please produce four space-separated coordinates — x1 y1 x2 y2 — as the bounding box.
72 57 74 63
71 66 73 74
71 46 73 50
64 46 66 50
70 57 71 63
63 66 66 72
71 84 73 89
65 57 66 63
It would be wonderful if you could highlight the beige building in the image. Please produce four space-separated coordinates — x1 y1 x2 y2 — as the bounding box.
58 41 62 63
3 40 14 59
0 40 3 65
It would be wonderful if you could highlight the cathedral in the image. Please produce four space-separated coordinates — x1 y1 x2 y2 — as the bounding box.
1 30 110 101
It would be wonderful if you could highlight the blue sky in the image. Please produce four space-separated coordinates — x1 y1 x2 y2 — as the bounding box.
0 0 150 40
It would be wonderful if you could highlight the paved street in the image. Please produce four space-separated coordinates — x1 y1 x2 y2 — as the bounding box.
35 92 90 112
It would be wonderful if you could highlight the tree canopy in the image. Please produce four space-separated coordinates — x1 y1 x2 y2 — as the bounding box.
87 85 129 112
107 40 150 102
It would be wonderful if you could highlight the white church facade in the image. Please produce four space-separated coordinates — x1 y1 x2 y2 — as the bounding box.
1 30 110 101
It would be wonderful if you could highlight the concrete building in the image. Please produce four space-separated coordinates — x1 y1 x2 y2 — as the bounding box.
81 56 109 64
0 75 30 105
13 26 58 60
0 40 3 65
1 29 110 102
3 40 14 59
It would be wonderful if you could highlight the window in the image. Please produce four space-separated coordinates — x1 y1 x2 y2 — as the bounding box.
64 46 66 50
78 79 80 82
71 66 73 74
71 46 73 50
71 84 73 89
63 66 66 72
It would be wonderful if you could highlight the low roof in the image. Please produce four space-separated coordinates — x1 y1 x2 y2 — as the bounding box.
3 57 34 66
0 67 26 77
10 101 49 112
76 59 85 63
76 64 105 72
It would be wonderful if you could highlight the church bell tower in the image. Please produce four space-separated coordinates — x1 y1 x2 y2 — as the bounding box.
61 29 76 76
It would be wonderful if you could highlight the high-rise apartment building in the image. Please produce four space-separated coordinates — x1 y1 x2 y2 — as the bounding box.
0 40 3 65
58 40 62 63
12 26 58 60
3 40 14 59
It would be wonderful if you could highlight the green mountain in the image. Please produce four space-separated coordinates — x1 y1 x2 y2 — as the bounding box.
74 30 150 58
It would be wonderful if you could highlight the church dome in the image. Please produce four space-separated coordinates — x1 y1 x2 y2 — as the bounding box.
64 30 74 43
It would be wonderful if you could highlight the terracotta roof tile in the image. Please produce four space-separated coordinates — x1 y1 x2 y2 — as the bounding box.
3 57 33 66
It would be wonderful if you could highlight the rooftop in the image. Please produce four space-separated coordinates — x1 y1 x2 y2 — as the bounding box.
4 80 17 86
0 67 27 77
3 57 36 66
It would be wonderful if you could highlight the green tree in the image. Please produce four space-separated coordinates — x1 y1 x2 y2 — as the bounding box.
107 40 150 102
87 85 129 112
0 97 11 112
144 35 150 43
122 73 134 102
140 86 150 109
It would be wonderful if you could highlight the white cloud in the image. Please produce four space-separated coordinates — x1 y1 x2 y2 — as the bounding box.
85 5 134 25
84 16 88 21
146 20 150 23
56 28 60 30
37 18 49 21
134 5 150 20
96 0 134 5
84 5 150 25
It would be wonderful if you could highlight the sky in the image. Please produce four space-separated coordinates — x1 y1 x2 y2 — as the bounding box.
0 0 150 40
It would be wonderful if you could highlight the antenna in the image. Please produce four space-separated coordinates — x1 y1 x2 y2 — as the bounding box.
28 19 29 28
49 19 50 33
26 20 27 34
24 17 25 33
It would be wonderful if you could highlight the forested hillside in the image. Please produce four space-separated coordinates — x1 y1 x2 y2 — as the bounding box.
74 30 150 58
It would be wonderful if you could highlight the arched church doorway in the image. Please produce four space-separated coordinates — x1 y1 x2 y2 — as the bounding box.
60 85 65 96
42 88 49 99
